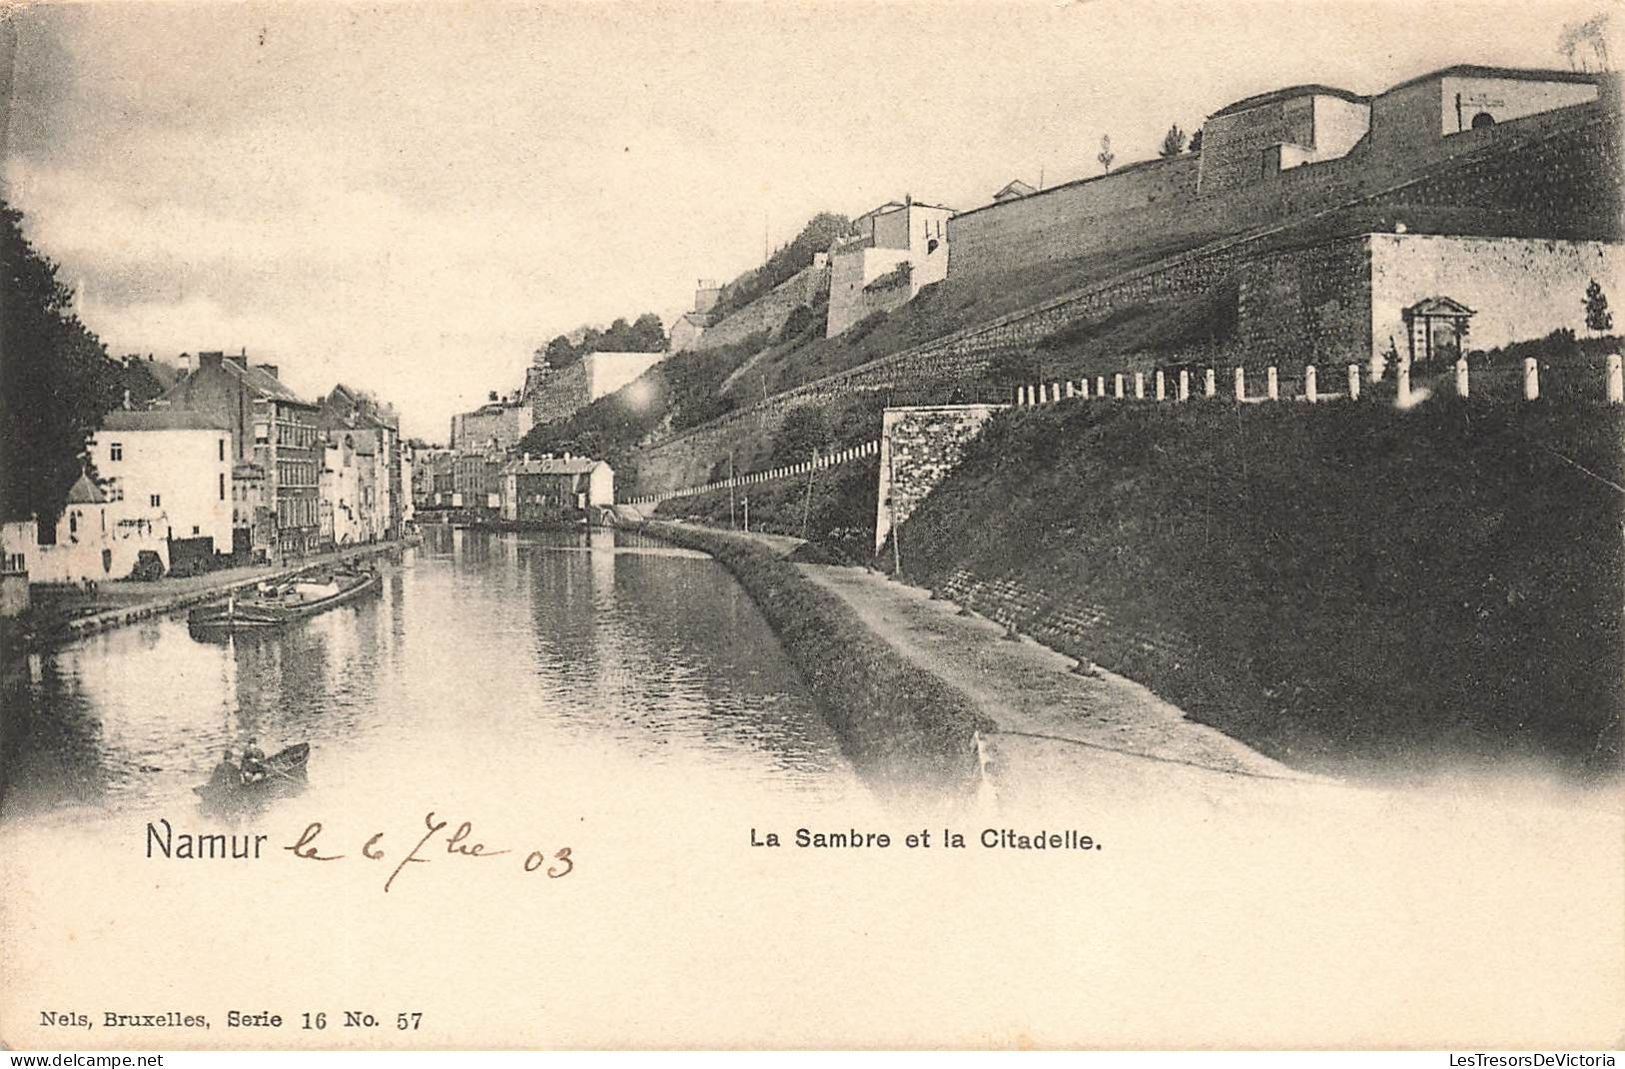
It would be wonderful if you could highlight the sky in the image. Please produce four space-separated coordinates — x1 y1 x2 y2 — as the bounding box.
1 0 1614 440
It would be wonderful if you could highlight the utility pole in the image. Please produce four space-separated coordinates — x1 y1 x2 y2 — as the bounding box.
886 435 902 577
728 454 737 530
743 495 750 534
801 448 817 539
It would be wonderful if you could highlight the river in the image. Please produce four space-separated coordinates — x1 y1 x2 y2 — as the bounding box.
0 525 863 826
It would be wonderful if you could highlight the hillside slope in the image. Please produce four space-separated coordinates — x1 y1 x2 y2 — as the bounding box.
893 399 1624 781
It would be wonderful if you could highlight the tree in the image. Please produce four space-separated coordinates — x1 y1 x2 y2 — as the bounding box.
1096 134 1115 173
626 312 668 352
1159 124 1187 158
770 405 830 468
1 201 119 525
1559 13 1612 72
1189 129 1203 154
543 335 578 369
1584 278 1614 333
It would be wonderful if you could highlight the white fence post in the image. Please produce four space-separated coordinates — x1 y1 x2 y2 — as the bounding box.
1523 358 1540 401
1064 380 1076 399
1155 369 1166 401
1608 354 1623 404
1052 381 1062 402
1348 363 1360 401
1233 367 1246 401
1266 366 1279 401
1080 378 1090 400
1397 359 1412 406
1114 373 1125 399
1305 365 1318 403
1204 368 1216 398
1096 375 1106 398
1178 368 1190 402
1455 357 1469 399
1134 372 1145 400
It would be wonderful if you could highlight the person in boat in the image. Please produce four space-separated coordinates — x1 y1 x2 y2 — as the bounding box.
207 748 239 791
241 737 267 783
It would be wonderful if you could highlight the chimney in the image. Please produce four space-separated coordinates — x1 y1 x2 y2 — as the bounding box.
488 390 498 403
255 363 279 380
199 352 224 371
179 353 194 374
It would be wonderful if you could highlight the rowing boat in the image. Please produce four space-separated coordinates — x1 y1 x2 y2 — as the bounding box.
193 743 310 813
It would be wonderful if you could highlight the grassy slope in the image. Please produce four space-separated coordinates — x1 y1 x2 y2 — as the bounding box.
895 399 1624 780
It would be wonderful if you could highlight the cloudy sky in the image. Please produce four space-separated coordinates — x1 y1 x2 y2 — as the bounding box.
2 0 1610 439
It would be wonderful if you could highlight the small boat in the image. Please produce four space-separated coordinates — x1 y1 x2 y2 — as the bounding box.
193 743 310 813
188 568 379 637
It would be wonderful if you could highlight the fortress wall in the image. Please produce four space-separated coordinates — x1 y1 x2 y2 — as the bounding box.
693 260 830 351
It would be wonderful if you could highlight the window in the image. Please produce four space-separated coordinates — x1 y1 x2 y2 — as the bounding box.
110 443 123 461
36 516 56 546
150 493 162 508
220 472 227 501
254 422 269 444
219 439 226 461
192 526 200 536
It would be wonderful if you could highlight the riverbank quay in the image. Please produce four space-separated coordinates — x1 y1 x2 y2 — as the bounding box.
640 521 993 792
15 539 410 653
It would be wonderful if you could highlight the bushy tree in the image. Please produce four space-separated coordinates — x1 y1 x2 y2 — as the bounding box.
771 405 831 467
1159 124 1187 158
1 201 119 524
1189 129 1203 153
1584 278 1613 333
1097 134 1115 173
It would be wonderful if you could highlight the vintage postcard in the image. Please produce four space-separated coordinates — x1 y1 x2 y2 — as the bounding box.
1 0 1621 1052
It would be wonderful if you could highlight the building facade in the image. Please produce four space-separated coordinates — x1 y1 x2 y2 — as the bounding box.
826 198 955 338
158 352 321 560
500 456 615 521
88 410 234 557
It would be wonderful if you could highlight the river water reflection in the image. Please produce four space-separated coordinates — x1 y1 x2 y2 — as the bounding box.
1 526 862 824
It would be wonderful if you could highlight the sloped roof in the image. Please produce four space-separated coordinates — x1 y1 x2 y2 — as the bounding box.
503 456 606 476
1210 84 1368 119
1385 65 1601 95
227 358 312 405
993 179 1037 200
1404 296 1477 317
102 409 229 432
66 473 105 505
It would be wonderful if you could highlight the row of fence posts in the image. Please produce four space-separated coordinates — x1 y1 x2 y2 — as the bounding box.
1014 355 1625 408
627 439 882 506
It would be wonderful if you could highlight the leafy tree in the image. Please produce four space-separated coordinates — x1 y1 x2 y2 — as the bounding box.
1159 124 1187 158
1096 134 1115 173
1189 129 1203 153
627 312 667 352
770 405 831 467
1584 278 1613 333
776 304 816 344
1 201 119 524
542 336 576 369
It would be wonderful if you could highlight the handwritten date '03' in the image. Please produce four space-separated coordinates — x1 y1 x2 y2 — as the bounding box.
284 811 574 891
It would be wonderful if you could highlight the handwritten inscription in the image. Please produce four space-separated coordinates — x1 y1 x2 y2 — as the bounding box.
284 811 574 891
